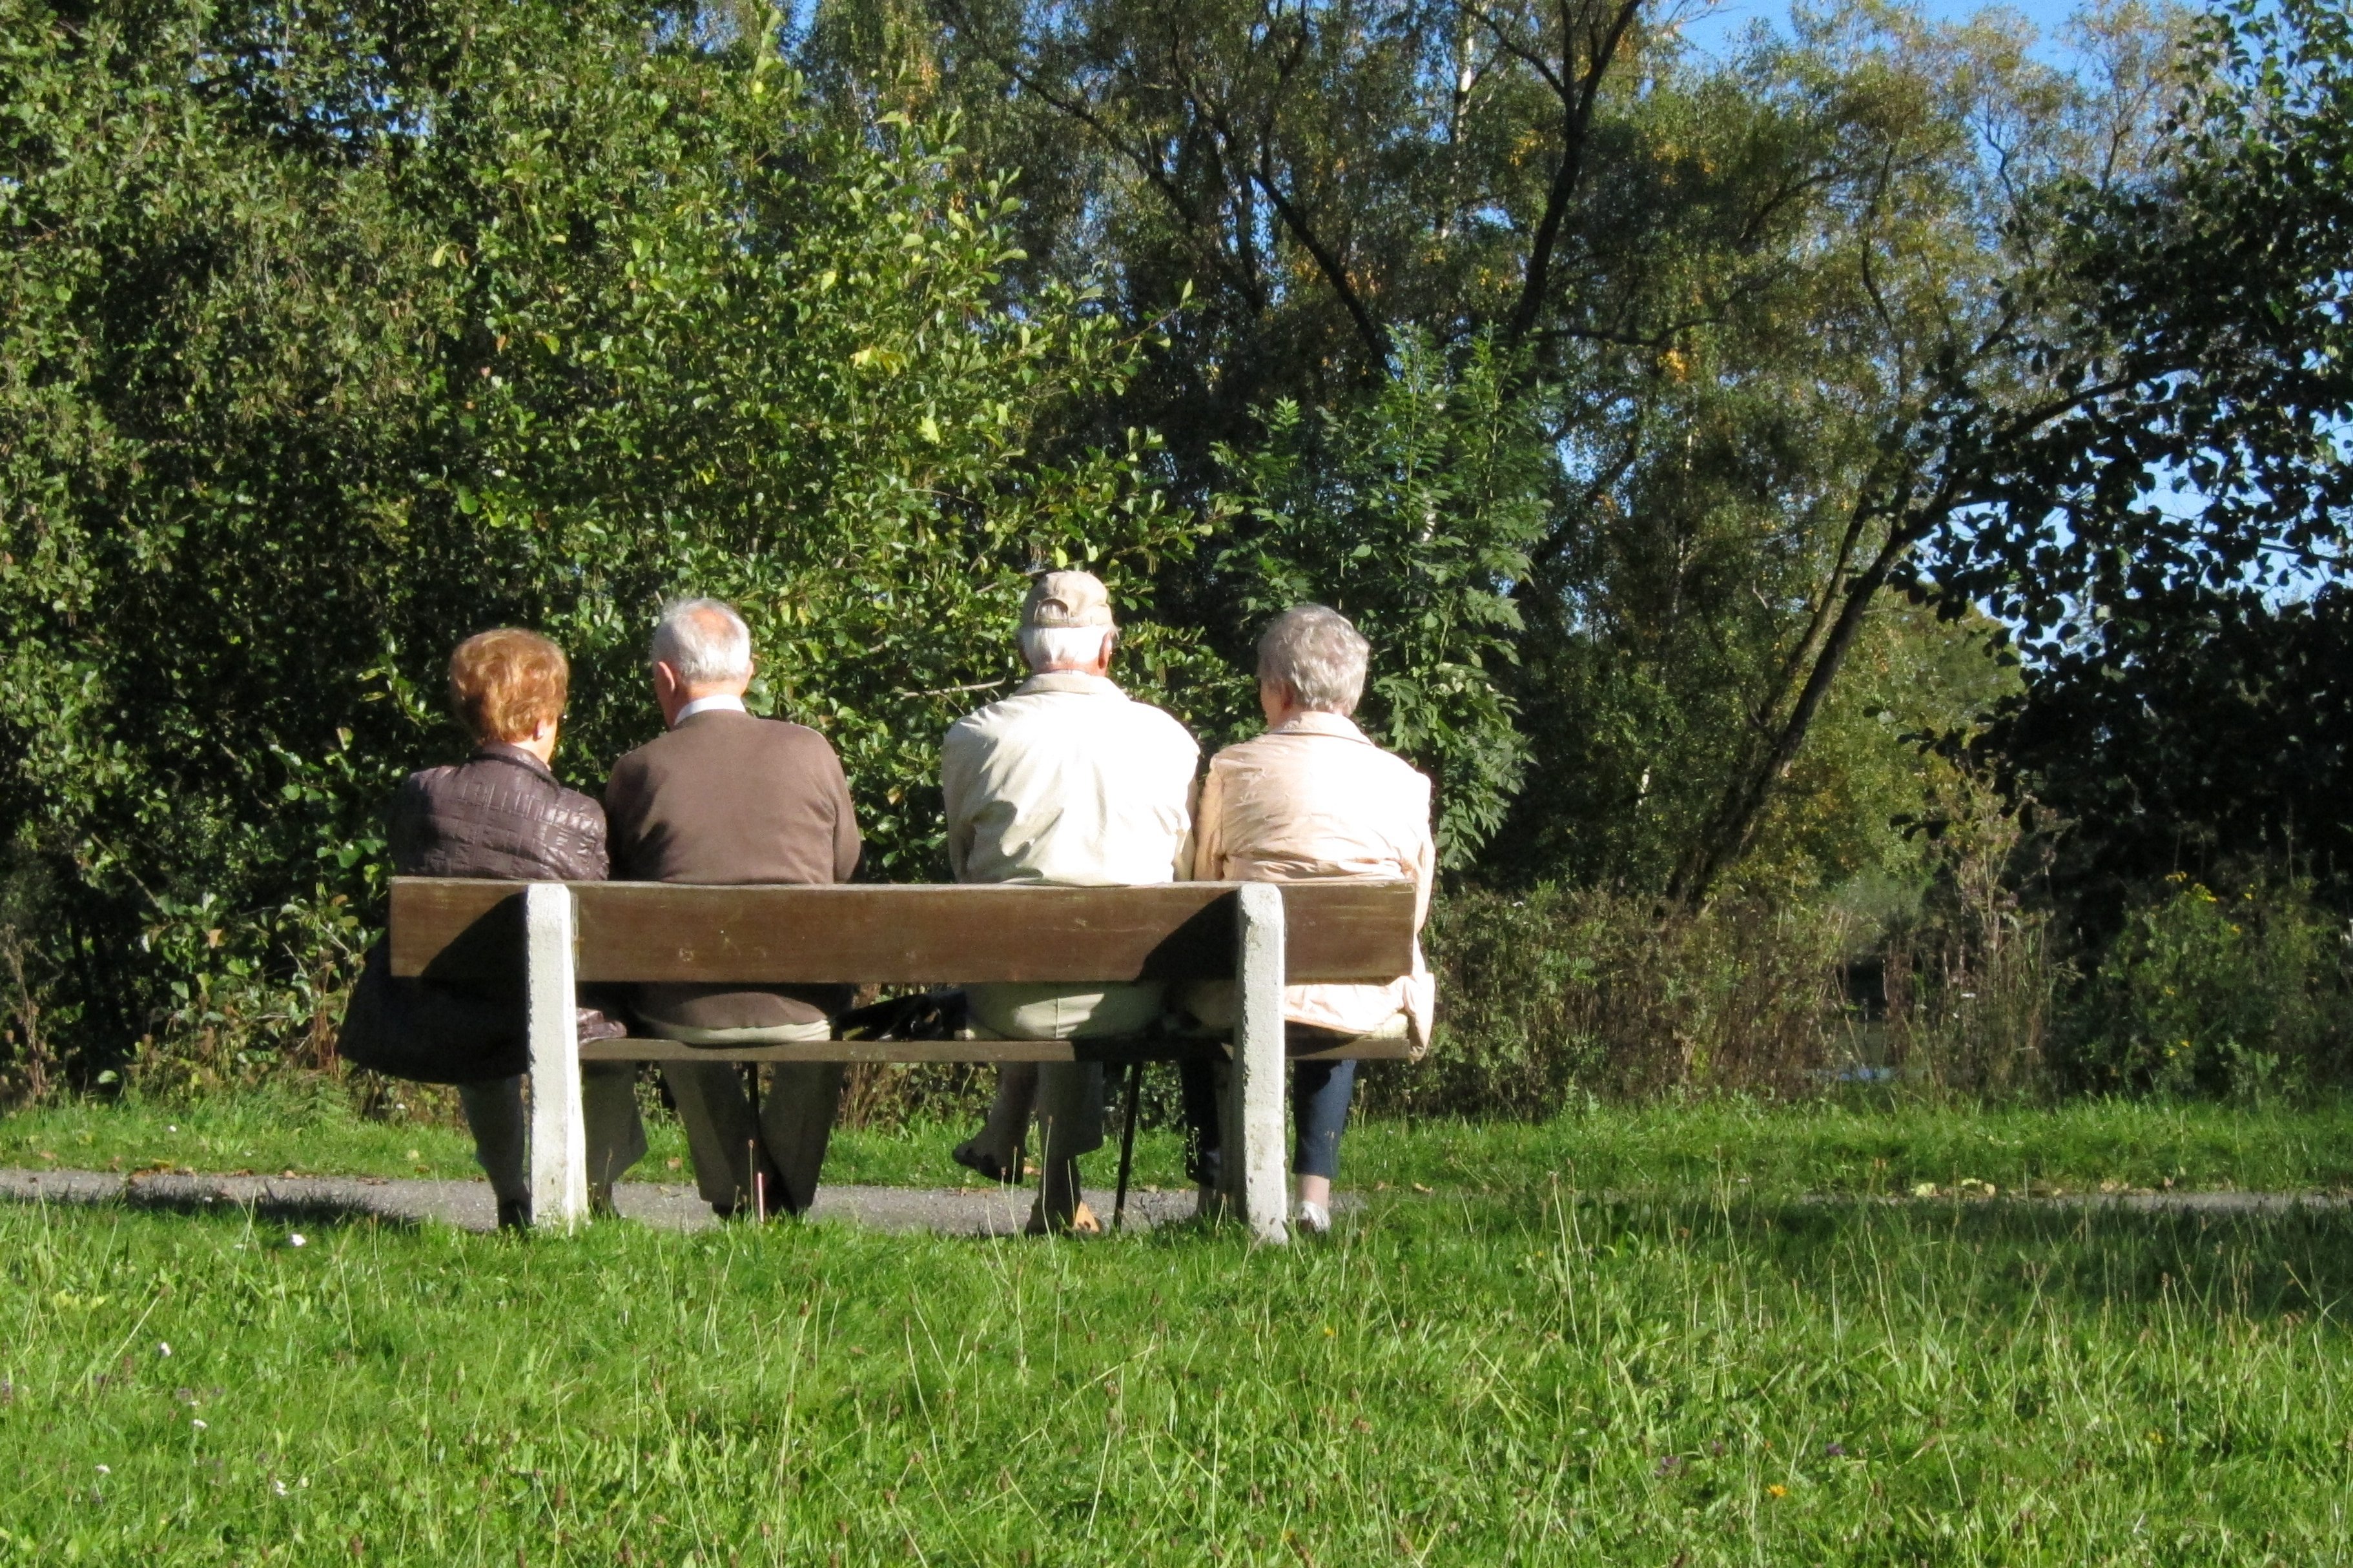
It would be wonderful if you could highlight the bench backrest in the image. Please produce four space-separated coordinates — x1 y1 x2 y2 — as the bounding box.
387 877 1417 985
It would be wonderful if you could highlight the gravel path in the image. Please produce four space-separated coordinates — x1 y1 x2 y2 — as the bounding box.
3 1168 2347 1236
0 1167 1201 1235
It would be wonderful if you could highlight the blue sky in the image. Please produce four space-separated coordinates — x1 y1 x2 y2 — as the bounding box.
1674 0 2097 63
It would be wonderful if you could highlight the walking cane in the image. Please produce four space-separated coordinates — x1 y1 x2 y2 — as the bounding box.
748 1066 767 1223
1113 1060 1144 1230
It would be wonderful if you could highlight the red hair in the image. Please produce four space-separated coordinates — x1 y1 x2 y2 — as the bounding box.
448 629 569 744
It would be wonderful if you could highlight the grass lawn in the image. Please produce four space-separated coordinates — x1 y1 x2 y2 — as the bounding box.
3 1092 2352 1562
5 1081 2353 1196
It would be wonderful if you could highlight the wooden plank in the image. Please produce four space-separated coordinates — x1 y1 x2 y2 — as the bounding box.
391 879 1415 984
1286 1036 1413 1063
573 1035 1416 1065
577 1036 1226 1065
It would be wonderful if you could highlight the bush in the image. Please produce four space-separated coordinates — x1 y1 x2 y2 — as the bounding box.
1375 886 1857 1119
2071 876 2353 1099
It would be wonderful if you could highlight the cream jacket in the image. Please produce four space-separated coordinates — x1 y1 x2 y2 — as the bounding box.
1192 712 1436 1050
941 672 1199 886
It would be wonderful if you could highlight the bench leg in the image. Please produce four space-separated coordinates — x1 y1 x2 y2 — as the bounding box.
524 882 588 1232
1223 881 1290 1243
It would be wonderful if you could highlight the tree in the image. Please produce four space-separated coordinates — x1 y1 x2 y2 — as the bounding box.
850 0 2186 897
0 0 1215 1073
1205 332 1550 859
1933 0 2353 902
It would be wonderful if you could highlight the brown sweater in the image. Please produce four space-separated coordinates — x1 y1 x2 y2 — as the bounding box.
604 708 862 1030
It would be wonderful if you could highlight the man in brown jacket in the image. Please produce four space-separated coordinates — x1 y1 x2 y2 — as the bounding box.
605 597 862 1218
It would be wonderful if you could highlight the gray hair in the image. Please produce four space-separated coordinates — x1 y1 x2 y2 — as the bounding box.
650 597 753 685
1257 604 1369 715
1019 624 1117 671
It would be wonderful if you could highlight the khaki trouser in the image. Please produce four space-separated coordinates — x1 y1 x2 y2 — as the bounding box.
457 1064 647 1208
964 982 1168 1169
653 1018 842 1216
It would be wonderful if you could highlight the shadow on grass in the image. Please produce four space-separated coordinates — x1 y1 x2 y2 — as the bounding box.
114 1190 436 1232
1388 1186 2353 1321
0 1174 447 1234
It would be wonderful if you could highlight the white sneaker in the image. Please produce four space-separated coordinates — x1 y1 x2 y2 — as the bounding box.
1295 1199 1331 1236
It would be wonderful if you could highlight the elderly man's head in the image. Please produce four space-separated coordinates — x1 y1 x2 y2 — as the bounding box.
1018 570 1118 675
650 597 754 722
1257 604 1370 723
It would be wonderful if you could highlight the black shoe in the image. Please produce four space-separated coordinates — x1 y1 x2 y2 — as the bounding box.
495 1197 531 1231
952 1138 1030 1185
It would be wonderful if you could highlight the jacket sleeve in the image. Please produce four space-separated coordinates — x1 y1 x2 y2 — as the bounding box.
551 791 610 882
939 722 975 881
1167 722 1202 881
1189 760 1226 882
601 755 645 880
1407 773 1437 935
385 774 428 877
825 742 863 884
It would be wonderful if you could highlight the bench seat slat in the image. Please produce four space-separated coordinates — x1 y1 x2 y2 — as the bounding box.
390 878 1416 985
575 1035 1413 1064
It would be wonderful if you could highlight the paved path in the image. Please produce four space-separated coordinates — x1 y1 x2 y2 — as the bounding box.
0 1168 1200 1235
6 1168 2350 1236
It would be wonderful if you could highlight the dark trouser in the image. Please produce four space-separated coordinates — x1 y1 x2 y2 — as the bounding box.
662 1059 843 1217
1178 1054 1357 1188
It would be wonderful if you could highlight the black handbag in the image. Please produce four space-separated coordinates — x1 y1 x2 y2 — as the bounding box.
336 938 528 1085
834 988 969 1041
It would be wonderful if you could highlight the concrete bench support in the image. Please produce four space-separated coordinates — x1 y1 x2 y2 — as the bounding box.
1224 881 1289 1243
524 882 588 1231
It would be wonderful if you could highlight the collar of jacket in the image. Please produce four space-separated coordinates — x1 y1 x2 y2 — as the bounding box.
672 704 757 730
672 692 749 726
1014 671 1125 698
470 742 556 780
1269 711 1372 744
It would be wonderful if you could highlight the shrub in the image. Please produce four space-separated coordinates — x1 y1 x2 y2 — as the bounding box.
2071 876 2353 1099
1372 886 1856 1119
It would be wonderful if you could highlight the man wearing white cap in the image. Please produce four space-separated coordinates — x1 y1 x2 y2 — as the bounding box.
940 570 1200 1234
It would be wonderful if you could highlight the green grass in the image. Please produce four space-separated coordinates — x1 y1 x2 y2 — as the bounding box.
5 1174 2352 1563
7 1084 2353 1197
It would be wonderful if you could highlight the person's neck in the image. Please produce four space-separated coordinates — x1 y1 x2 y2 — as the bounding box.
488 731 559 767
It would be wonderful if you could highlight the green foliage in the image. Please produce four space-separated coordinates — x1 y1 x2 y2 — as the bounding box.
0 0 1225 1075
862 0 2183 899
1206 333 1547 861
2075 877 2353 1099
1936 0 2353 892
1 0 2338 1100
1403 883 1857 1118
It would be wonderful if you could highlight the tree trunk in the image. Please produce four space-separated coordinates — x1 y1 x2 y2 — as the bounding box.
1667 511 1938 907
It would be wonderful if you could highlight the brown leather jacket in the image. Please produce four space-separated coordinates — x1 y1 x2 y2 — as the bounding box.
389 744 608 882
343 744 620 1083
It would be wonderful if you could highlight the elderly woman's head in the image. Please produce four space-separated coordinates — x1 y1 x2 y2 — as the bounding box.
1257 604 1370 721
449 629 569 751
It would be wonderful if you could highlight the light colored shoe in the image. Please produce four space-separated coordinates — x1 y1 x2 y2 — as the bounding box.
1025 1199 1102 1237
1295 1199 1331 1236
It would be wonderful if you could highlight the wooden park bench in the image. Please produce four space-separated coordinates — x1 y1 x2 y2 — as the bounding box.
387 878 1419 1242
